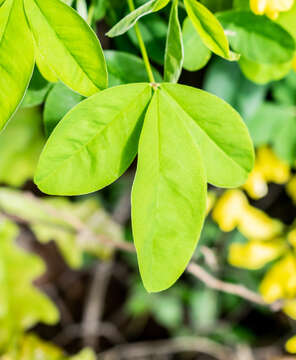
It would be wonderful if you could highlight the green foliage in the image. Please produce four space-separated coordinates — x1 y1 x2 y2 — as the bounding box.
107 0 170 37
0 0 34 131
0 108 45 187
184 0 237 60
0 219 59 350
0 188 123 268
24 0 107 96
164 0 183 82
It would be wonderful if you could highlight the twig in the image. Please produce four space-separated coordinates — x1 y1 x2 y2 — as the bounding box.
82 261 113 349
99 337 234 360
187 263 282 311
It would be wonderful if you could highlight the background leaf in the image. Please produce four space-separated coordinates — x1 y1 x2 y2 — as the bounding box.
24 0 107 96
182 17 211 72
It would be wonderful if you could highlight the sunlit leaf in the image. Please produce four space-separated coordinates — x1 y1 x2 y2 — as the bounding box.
35 84 152 195
0 0 34 130
132 89 207 292
164 0 183 82
24 0 107 96
107 0 170 37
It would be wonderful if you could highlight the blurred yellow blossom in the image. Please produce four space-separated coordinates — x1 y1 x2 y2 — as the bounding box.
250 0 294 19
206 191 216 215
260 254 296 303
286 335 296 353
212 190 247 232
287 175 296 204
228 239 286 270
213 189 283 239
243 147 290 199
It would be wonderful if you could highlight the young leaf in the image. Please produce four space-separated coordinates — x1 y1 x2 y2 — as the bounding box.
164 0 184 82
161 83 255 187
218 11 296 65
184 0 237 60
182 17 211 72
35 84 152 195
132 89 207 292
107 0 170 37
24 0 107 97
35 47 59 83
0 0 34 130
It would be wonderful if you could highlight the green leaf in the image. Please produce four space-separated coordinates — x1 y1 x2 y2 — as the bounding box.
24 0 107 97
277 2 296 41
44 82 83 136
132 89 207 292
106 0 170 37
105 50 162 86
218 11 296 64
0 108 45 187
184 0 236 60
182 17 211 72
0 219 59 349
35 83 152 195
161 83 255 187
164 0 183 82
0 0 34 130
239 56 292 84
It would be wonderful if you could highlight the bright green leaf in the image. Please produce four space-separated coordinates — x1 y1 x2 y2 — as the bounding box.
0 0 34 130
35 83 152 195
218 11 296 65
107 0 170 37
184 0 236 60
182 17 211 72
161 83 255 187
24 0 107 97
164 0 183 82
132 89 207 292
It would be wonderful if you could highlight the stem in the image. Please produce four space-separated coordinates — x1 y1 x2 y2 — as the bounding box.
127 0 156 83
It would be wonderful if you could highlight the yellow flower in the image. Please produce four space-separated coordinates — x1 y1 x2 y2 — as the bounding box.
293 55 296 72
228 239 285 270
283 299 296 319
250 0 294 19
212 190 247 232
286 335 296 353
213 189 283 240
260 254 296 303
243 147 290 199
287 175 296 205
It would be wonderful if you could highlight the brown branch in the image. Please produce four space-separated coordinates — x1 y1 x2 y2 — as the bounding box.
99 337 234 360
187 263 283 311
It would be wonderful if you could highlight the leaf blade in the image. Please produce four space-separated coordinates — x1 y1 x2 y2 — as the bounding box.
161 83 255 187
35 83 152 195
132 89 207 292
164 0 184 82
0 0 35 130
24 0 107 96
